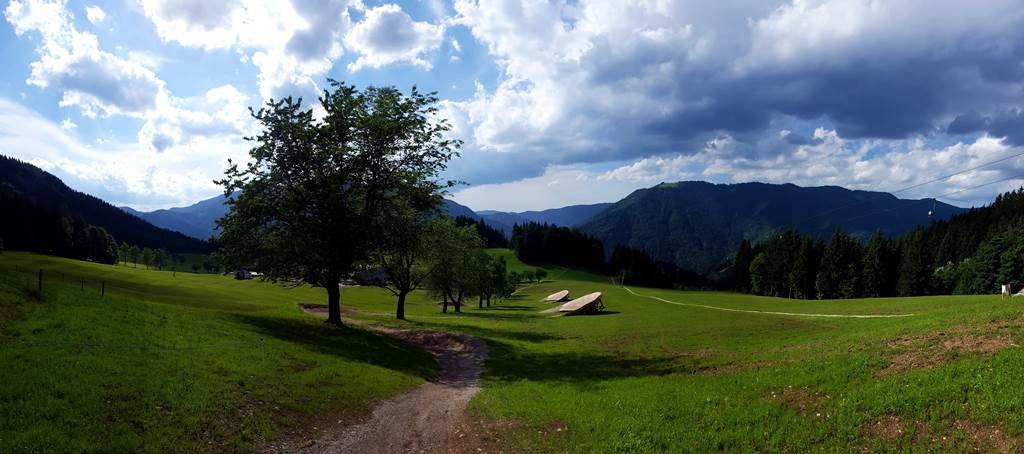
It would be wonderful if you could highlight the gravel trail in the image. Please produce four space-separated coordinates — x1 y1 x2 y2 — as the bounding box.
277 306 489 454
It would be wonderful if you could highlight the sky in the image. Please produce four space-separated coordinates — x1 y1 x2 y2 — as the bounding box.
2 0 1024 212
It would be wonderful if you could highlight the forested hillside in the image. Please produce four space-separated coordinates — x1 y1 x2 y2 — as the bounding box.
0 156 212 254
580 181 962 273
736 187 1024 298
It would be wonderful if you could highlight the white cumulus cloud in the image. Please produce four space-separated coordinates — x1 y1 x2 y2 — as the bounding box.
84 4 104 24
345 3 445 71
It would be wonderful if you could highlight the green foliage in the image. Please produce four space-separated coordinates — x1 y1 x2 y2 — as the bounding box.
424 217 485 312
738 187 1024 298
747 231 820 298
215 81 459 323
896 228 931 296
861 232 897 297
816 230 862 299
510 222 604 271
374 199 433 320
732 240 754 292
453 215 508 248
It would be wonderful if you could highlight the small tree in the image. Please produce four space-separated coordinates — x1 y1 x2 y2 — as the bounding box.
535 269 548 282
375 201 435 320
118 242 130 266
481 255 509 307
129 245 141 268
425 218 484 313
141 248 154 269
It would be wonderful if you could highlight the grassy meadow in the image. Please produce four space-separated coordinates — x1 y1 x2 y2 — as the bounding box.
3 249 1024 451
0 252 434 452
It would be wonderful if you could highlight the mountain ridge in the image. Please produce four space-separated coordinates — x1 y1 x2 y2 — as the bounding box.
0 155 212 253
578 180 963 273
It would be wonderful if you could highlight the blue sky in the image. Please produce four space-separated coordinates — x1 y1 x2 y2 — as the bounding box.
2 0 1024 212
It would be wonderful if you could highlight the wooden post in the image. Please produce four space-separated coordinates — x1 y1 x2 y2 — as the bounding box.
38 269 42 292
101 281 106 297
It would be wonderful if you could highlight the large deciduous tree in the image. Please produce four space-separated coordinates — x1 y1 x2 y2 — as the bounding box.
216 81 459 325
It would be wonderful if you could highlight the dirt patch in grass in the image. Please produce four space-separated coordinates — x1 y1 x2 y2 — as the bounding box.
878 325 1019 377
0 304 21 329
861 415 1022 451
767 386 831 418
296 304 360 316
862 414 908 441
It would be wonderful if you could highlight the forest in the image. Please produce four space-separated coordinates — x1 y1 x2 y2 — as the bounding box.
735 187 1024 298
0 156 212 255
0 183 119 264
510 222 711 289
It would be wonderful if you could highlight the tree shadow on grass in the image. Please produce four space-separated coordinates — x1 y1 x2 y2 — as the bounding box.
481 305 534 311
480 337 686 384
422 310 533 321
404 321 565 343
568 310 621 316
232 314 436 379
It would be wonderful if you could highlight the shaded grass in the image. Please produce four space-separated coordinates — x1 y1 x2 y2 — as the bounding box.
0 252 434 452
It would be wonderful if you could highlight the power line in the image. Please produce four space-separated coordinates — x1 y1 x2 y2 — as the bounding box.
889 150 1024 196
796 149 1024 225
826 173 1024 226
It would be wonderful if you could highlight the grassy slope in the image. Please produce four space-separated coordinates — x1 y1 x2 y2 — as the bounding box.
344 250 1024 452
6 249 1024 451
0 252 434 452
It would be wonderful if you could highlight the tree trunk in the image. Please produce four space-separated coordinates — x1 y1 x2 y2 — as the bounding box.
479 295 483 309
455 289 462 313
442 293 448 313
325 280 344 326
486 295 491 307
396 291 407 320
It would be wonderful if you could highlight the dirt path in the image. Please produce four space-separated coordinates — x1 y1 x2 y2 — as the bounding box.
280 305 490 454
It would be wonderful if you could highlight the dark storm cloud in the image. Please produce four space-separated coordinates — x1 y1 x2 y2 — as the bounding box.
948 109 1024 146
446 0 1024 187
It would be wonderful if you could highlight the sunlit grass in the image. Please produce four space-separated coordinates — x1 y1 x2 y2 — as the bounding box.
4 249 1024 451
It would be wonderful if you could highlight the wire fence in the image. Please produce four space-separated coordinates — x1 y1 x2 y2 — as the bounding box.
0 263 268 360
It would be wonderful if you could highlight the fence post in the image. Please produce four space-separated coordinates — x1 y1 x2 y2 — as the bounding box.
38 269 43 292
81 278 84 291
101 281 106 297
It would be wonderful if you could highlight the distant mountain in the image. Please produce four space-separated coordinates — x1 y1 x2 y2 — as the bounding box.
132 196 490 241
123 193 233 241
0 155 211 253
515 203 612 226
441 199 481 220
474 203 613 235
578 181 963 273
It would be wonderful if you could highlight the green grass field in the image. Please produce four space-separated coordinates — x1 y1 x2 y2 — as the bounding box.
0 252 435 452
3 250 1024 452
